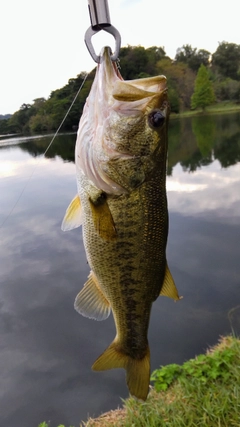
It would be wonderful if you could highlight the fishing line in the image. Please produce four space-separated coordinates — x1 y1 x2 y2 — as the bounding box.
0 72 89 230
42 72 89 157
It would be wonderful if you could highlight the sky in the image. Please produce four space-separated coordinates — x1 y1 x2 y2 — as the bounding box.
1 0 240 114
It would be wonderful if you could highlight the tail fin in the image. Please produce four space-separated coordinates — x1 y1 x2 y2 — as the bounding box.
92 341 150 401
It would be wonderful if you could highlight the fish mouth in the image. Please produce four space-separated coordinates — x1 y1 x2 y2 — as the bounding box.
97 46 123 103
99 46 167 104
99 46 123 81
75 47 169 196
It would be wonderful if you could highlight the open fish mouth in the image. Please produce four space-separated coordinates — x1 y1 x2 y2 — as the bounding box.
99 46 123 81
75 46 169 195
99 46 167 105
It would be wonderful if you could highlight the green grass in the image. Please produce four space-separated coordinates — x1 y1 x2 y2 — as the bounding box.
83 335 240 426
171 101 240 118
38 423 74 427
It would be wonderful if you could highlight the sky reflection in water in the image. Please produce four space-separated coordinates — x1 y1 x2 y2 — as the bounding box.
0 114 240 427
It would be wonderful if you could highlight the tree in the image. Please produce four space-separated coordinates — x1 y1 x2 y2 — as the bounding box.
191 64 215 111
213 78 240 101
157 58 195 110
175 45 211 72
212 42 240 80
145 46 166 75
8 103 34 133
175 44 197 63
114 45 167 80
0 119 10 134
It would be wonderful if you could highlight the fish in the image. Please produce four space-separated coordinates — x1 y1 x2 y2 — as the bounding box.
62 46 180 401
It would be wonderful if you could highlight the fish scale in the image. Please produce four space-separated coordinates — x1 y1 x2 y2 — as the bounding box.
62 46 181 401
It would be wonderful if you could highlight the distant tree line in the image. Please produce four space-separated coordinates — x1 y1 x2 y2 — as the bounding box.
0 114 11 120
1 41 240 135
13 111 240 175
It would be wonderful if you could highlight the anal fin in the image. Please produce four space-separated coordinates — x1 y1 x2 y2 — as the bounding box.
61 195 82 231
74 271 111 321
160 264 182 301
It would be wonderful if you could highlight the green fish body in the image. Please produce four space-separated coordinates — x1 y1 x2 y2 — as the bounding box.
62 47 180 400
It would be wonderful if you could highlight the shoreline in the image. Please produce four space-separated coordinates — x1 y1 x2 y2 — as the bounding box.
82 335 240 427
170 102 240 119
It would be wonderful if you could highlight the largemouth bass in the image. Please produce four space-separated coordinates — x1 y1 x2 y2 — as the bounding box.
62 46 180 401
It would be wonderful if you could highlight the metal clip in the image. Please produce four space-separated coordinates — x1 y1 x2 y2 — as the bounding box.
85 0 121 63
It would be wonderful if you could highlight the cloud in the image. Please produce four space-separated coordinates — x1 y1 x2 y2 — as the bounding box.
167 161 240 221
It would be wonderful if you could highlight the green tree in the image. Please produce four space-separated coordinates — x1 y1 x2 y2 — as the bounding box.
213 78 240 101
145 46 166 75
0 118 10 134
119 45 160 79
157 58 195 110
212 41 240 80
8 103 35 133
191 64 215 111
175 44 197 63
175 44 211 72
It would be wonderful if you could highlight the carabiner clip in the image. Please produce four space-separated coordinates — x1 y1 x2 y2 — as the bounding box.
85 0 121 63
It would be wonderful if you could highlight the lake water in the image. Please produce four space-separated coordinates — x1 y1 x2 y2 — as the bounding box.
0 113 240 427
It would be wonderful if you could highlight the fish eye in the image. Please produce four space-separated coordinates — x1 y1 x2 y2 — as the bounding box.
148 110 165 128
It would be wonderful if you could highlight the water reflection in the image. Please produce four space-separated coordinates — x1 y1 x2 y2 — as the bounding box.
1 112 240 173
0 112 240 427
19 133 76 162
168 112 240 173
192 115 215 158
167 161 240 221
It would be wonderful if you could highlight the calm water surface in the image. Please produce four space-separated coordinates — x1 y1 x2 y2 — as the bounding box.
0 113 240 426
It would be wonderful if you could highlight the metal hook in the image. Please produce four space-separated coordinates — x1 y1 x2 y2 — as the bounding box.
85 25 121 63
85 0 121 63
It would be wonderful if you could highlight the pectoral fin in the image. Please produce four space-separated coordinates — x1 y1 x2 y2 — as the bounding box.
74 271 111 321
61 195 82 231
160 264 182 301
89 196 117 241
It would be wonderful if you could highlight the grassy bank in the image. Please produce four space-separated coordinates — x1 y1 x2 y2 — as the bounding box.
38 335 240 427
83 335 240 427
171 101 240 118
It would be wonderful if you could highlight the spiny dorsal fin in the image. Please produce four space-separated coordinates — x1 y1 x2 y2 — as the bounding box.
74 271 111 321
61 195 82 231
160 264 182 301
89 196 117 241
